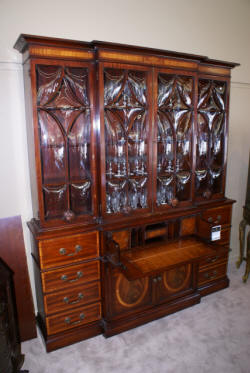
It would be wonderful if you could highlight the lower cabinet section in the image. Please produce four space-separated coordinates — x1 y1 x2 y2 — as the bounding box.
102 261 200 337
30 202 233 352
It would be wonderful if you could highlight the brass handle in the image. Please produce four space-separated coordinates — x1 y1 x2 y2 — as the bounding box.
153 276 162 283
204 270 217 280
63 293 84 305
207 256 219 263
61 271 83 283
64 312 85 325
59 245 82 257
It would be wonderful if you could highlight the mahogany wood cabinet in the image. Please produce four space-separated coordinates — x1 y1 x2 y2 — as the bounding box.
14 34 238 351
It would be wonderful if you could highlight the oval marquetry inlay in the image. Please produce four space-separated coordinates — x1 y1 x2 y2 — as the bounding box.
115 274 149 308
163 264 191 293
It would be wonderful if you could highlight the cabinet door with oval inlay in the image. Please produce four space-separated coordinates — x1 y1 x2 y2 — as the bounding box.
154 264 194 303
105 268 151 318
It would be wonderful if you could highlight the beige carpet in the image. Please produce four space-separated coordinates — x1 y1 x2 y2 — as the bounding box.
22 261 250 373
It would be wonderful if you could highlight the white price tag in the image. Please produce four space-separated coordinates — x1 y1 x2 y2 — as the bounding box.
211 225 221 241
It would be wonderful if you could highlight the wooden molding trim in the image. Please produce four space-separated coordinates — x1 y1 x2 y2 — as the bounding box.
29 46 94 60
198 64 230 76
98 50 198 69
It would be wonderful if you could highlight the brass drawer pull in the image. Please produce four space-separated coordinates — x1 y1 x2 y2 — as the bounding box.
59 245 83 257
207 256 219 263
204 270 217 280
63 293 84 305
64 312 85 325
61 271 83 283
153 276 162 283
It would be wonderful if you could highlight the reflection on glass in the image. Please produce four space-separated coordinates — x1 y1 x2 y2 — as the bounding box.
157 176 174 205
129 177 147 209
195 169 207 181
210 167 221 179
106 179 127 213
198 133 208 156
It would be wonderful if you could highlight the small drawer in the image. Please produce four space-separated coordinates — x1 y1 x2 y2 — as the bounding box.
39 231 99 270
46 302 102 335
198 263 227 286
42 261 100 293
201 206 232 226
199 250 228 268
44 281 101 315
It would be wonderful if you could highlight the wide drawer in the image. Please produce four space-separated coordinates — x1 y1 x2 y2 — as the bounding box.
46 302 102 335
41 261 100 293
199 249 228 269
198 263 228 286
201 206 232 226
39 231 99 270
44 281 101 315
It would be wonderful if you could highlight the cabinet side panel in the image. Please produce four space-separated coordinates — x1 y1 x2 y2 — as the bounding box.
23 60 39 219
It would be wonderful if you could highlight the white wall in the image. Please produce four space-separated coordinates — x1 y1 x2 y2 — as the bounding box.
0 0 249 304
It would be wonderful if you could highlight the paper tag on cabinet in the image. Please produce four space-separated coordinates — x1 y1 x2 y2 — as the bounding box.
211 225 221 241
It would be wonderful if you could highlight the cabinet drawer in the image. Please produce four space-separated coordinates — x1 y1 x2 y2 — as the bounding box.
198 263 227 286
216 228 231 245
39 231 99 270
199 250 228 269
42 261 100 293
44 281 101 315
46 302 102 335
201 206 232 226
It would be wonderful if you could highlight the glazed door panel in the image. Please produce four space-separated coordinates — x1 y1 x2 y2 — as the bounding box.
154 69 196 210
195 76 229 201
99 63 153 218
33 60 97 225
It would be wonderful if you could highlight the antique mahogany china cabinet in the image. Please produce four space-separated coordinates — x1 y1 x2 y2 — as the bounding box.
14 34 238 352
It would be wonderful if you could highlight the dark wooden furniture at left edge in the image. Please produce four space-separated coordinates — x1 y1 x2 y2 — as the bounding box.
0 216 36 342
0 258 29 372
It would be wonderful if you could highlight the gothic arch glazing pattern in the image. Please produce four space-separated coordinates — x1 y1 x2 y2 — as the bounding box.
156 74 194 207
196 79 227 199
37 65 92 220
104 68 150 214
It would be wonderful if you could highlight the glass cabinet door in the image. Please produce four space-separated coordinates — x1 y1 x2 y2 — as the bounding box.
100 64 152 217
195 78 228 200
155 71 194 209
36 63 96 224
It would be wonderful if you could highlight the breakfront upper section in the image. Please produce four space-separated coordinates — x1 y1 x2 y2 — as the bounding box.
15 35 238 228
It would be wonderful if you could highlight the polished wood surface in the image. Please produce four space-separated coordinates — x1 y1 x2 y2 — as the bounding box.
41 261 100 293
198 262 228 286
15 34 238 351
46 302 102 335
0 216 36 342
39 231 99 269
121 237 216 280
44 281 101 315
